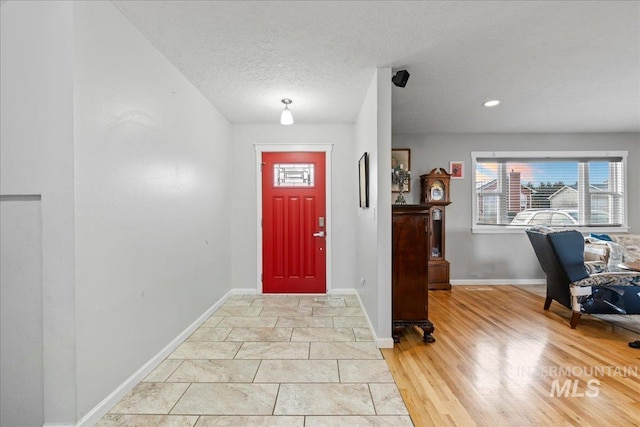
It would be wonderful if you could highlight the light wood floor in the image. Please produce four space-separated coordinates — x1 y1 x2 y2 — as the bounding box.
381 286 640 427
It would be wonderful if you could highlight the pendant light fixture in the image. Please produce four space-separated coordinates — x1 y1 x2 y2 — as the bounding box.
280 98 294 125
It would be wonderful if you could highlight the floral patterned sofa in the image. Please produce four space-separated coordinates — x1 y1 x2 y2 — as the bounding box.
526 227 640 328
584 233 640 273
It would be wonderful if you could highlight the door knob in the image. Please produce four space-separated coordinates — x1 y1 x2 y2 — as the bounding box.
313 231 326 238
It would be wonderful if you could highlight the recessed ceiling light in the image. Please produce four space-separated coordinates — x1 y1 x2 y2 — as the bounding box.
483 99 501 107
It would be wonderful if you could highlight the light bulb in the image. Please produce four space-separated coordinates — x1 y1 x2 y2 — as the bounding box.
280 98 294 125
281 106 294 125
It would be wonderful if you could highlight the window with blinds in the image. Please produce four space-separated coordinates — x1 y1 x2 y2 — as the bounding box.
472 151 627 230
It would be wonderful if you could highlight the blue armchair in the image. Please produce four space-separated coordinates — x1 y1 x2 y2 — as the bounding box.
526 228 640 328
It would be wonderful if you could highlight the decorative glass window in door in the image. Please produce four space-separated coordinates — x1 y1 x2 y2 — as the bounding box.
273 163 315 187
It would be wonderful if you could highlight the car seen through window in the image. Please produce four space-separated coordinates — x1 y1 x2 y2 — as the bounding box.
510 209 610 226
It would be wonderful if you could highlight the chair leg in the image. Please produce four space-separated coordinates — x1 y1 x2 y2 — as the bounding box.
570 312 581 329
543 297 552 310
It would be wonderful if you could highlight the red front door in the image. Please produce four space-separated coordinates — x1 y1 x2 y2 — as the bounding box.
262 152 326 293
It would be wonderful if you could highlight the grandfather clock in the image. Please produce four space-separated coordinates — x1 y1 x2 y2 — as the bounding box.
420 168 452 290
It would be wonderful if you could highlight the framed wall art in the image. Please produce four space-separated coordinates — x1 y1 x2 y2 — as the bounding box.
449 161 464 180
359 152 369 208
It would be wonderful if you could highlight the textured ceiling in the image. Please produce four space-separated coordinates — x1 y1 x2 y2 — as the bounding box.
112 1 640 133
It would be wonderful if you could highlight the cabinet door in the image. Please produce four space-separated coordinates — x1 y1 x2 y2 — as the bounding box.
392 212 429 321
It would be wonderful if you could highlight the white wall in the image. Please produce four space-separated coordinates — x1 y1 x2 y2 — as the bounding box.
231 124 356 292
355 75 380 331
1 1 76 424
393 133 640 282
0 2 42 195
73 1 232 419
354 69 393 343
0 198 43 427
375 69 393 343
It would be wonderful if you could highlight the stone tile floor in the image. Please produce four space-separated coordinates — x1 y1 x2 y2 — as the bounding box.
97 294 413 426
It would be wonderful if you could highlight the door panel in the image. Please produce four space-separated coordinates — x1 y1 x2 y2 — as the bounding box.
262 152 326 293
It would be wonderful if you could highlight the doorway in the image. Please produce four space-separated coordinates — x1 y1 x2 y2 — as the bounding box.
261 152 326 293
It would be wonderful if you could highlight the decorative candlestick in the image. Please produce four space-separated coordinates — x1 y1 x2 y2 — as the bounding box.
392 165 411 205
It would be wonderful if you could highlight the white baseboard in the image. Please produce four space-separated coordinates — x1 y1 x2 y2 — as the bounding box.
229 288 259 295
328 288 358 295
43 424 76 427
350 290 395 349
77 290 234 427
376 337 395 348
450 279 546 286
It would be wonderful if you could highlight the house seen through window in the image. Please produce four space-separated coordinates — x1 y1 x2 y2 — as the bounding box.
472 151 626 230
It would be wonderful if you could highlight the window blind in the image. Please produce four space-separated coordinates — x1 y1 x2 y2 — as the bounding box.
474 152 625 228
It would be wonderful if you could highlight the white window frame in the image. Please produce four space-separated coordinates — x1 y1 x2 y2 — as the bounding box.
471 151 629 234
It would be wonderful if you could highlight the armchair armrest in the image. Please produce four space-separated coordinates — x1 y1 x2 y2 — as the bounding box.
574 273 640 287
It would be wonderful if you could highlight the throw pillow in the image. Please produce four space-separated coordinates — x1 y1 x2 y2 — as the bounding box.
590 232 613 242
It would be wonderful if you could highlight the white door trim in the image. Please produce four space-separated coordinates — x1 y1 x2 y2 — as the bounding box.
254 144 334 294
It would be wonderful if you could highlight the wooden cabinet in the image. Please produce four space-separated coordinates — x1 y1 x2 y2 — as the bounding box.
392 205 435 344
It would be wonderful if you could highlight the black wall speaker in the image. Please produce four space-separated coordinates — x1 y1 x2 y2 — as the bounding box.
392 70 410 87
